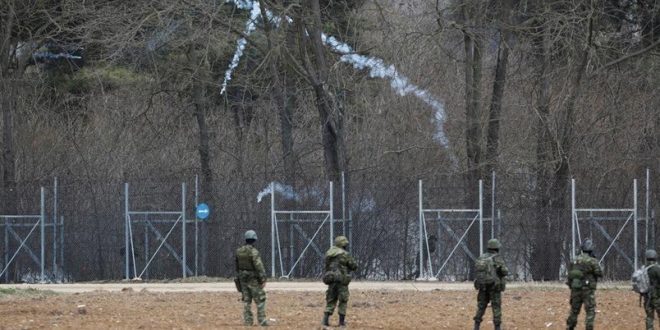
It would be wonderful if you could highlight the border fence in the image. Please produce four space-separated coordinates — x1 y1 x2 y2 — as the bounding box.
0 169 656 283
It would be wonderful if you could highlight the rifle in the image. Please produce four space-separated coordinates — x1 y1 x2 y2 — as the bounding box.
646 285 656 308
234 277 242 293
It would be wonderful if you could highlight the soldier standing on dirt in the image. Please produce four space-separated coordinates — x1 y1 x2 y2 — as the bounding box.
235 230 268 326
565 239 602 330
322 235 358 328
643 249 660 329
472 238 509 330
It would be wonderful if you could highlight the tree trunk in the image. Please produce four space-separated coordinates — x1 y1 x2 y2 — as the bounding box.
188 48 214 276
259 0 296 186
193 104 212 276
1 78 17 215
531 11 593 280
296 0 345 183
0 3 17 215
483 29 511 229
532 21 558 280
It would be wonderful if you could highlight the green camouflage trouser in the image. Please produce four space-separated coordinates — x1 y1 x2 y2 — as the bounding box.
325 283 350 315
566 288 596 330
473 284 502 326
241 279 267 326
644 295 660 330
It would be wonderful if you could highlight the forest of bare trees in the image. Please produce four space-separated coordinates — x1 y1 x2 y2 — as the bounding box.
0 0 658 282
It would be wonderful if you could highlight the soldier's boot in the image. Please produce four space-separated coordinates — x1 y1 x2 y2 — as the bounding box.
494 324 501 330
322 313 330 327
473 321 480 330
339 314 346 328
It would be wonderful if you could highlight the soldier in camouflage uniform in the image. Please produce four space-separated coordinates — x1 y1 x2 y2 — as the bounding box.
473 238 509 330
566 239 603 330
643 249 660 330
322 236 358 328
235 230 268 326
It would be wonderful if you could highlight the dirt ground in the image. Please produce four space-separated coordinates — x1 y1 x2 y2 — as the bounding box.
0 283 647 329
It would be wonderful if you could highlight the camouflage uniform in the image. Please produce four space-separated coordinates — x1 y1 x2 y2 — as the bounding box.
644 260 660 329
235 243 267 326
323 236 358 326
473 249 509 329
566 252 603 330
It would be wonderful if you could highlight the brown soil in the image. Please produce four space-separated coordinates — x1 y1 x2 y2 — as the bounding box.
0 287 645 329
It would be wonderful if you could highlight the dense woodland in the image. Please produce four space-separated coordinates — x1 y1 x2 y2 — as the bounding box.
0 0 659 282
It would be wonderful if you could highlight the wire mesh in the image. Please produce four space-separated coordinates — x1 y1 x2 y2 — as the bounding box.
0 170 655 282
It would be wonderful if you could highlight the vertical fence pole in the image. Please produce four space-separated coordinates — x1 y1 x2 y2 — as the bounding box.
195 175 199 277
497 209 502 238
40 187 45 280
634 179 638 270
479 180 483 254
53 177 57 273
348 211 353 254
270 182 275 278
330 182 334 247
124 183 129 280
491 172 495 239
342 172 346 236
571 179 576 260
182 183 187 278
4 216 8 282
646 168 650 248
60 216 64 275
289 215 294 271
418 180 423 278
144 219 149 280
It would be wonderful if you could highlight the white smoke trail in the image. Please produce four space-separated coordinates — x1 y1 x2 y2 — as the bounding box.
222 1 449 147
256 182 298 203
220 1 262 95
323 36 448 147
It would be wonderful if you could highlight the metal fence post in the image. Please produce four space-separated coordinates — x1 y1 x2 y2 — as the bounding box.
195 175 199 277
4 216 8 282
634 179 638 270
646 168 650 248
571 179 576 260
479 180 483 254
182 182 187 278
40 187 45 280
270 182 275 278
492 172 496 239
60 216 64 275
330 181 334 246
53 177 57 273
418 180 423 278
342 172 346 236
124 183 129 280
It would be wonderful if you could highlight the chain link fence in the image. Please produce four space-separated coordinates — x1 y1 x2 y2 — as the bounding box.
0 170 655 282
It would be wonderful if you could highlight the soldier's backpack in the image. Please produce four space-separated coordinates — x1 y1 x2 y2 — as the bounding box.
322 257 342 285
567 258 591 289
474 254 498 287
632 265 652 294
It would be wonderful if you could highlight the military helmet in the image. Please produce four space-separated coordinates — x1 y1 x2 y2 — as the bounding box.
244 230 258 240
646 249 658 260
334 235 349 248
487 238 501 250
581 239 594 252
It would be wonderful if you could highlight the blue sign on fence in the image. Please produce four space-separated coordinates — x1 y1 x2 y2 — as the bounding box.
196 203 210 220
